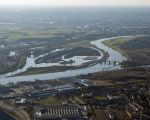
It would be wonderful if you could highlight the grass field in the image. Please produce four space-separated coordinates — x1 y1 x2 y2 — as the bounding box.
0 25 78 43
14 66 76 76
34 96 62 105
94 96 108 100
102 37 132 54
63 39 92 48
102 36 150 66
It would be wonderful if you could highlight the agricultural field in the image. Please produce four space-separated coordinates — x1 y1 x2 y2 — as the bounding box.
0 23 94 74
33 96 62 105
1 8 150 75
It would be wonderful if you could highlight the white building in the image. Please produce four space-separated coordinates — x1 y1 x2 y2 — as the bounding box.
9 51 16 57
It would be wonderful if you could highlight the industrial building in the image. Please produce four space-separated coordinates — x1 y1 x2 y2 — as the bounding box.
34 104 83 120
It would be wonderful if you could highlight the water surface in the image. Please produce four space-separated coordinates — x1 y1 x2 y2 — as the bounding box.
0 36 128 84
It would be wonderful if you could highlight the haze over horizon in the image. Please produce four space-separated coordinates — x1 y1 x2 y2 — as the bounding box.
0 0 150 7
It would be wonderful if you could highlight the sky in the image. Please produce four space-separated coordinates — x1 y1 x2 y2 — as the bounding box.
0 0 150 6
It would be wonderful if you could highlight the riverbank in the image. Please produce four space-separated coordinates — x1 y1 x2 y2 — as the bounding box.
102 35 150 67
0 101 30 120
14 51 108 76
14 55 107 76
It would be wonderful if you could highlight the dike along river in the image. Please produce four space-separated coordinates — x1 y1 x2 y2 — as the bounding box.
0 36 129 85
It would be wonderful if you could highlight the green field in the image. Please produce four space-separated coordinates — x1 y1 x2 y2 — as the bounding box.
102 36 150 66
0 24 94 75
34 96 62 105
94 96 108 100
63 39 92 48
102 37 130 52
102 37 133 59
0 25 79 43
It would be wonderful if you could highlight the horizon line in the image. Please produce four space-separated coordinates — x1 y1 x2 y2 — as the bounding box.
0 5 150 7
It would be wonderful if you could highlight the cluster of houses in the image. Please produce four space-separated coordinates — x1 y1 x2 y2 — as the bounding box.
122 83 150 119
11 78 150 120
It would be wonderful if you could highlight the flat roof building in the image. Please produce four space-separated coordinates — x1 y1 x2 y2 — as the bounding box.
55 84 75 92
34 104 83 120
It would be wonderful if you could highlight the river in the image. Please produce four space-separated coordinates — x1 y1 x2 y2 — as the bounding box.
0 36 129 85
0 110 16 120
